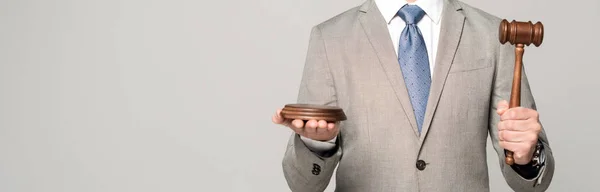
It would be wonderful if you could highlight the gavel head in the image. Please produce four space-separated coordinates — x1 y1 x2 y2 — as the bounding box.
499 19 544 47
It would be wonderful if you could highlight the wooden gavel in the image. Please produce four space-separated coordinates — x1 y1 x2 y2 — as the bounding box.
498 19 544 165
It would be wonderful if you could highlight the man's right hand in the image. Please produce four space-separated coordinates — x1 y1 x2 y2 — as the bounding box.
272 108 339 141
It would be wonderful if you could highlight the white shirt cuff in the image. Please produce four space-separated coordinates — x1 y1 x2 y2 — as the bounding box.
299 135 337 153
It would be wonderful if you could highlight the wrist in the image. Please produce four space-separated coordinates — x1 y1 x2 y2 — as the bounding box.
510 140 545 179
530 141 544 167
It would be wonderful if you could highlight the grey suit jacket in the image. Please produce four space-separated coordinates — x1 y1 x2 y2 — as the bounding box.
282 0 555 191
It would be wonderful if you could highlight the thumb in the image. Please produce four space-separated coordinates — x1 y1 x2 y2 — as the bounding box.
272 109 293 127
496 100 509 116
272 109 285 124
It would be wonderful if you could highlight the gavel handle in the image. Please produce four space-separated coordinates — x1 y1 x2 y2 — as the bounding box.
505 44 525 165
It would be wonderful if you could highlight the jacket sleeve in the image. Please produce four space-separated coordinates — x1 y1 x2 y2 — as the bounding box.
282 25 342 192
488 37 555 192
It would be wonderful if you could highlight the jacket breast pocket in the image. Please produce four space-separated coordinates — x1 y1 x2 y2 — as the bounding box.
448 58 493 74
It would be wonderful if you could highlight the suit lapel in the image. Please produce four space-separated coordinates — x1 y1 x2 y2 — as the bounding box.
419 0 465 143
358 0 420 138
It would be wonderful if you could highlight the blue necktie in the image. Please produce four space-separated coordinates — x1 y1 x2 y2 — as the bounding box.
397 5 431 134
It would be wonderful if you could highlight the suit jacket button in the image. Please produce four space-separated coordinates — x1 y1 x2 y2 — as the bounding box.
416 160 426 170
312 163 321 175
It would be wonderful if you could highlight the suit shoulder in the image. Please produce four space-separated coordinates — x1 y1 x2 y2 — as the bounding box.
312 5 362 36
456 1 503 31
456 1 502 22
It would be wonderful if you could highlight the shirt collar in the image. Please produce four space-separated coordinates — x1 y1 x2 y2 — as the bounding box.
375 0 443 25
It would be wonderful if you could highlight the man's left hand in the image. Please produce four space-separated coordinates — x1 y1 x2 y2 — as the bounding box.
496 100 541 165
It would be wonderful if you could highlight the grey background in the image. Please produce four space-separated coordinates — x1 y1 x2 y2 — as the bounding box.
0 0 598 191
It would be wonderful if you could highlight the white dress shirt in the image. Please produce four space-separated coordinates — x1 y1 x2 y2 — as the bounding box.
300 0 444 153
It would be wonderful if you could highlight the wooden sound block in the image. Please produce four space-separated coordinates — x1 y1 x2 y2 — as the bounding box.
282 104 343 112
280 110 345 117
281 104 347 122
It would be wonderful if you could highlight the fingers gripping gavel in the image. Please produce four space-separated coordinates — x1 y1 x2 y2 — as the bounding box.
498 19 544 165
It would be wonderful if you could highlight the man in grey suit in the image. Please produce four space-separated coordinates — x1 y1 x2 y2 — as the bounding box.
271 0 555 191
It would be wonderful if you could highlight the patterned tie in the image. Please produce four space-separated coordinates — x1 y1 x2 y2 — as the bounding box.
397 5 431 134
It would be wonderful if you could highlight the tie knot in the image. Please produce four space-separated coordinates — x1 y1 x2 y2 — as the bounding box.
397 5 426 25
